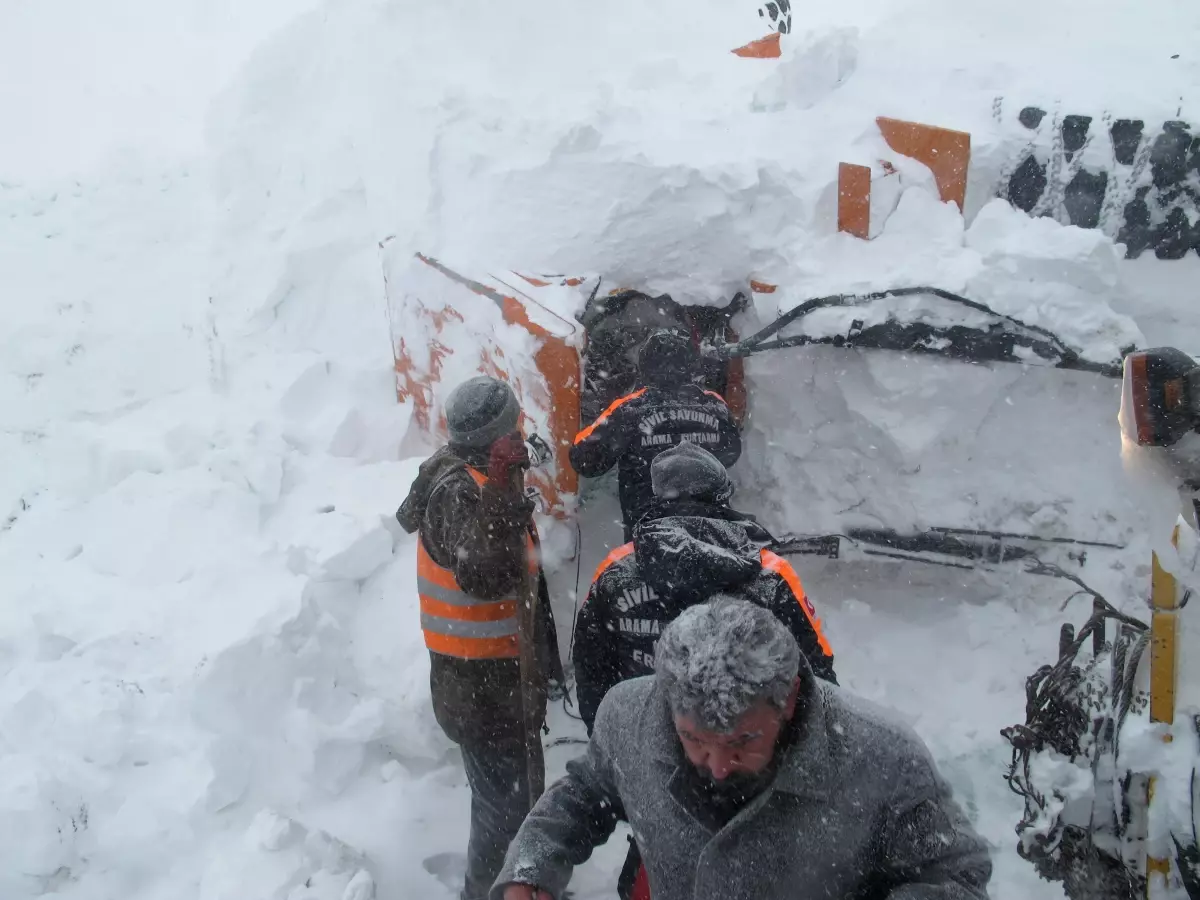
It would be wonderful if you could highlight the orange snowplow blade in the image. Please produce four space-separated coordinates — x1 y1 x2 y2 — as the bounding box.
387 252 583 519
389 254 761 515
837 162 872 239
732 32 782 59
876 117 971 212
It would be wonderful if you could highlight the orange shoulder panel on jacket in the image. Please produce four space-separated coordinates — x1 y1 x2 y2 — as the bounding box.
759 548 834 657
591 542 635 585
573 388 649 445
703 390 727 405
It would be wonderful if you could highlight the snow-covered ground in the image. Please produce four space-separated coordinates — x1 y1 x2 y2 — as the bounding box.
2 0 1200 898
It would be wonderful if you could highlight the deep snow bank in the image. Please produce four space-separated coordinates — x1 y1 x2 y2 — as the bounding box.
0 0 322 180
202 0 1200 306
2 0 1200 898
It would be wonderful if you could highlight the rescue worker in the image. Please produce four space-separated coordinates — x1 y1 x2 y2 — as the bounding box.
575 440 837 731
396 375 565 900
570 330 742 541
494 597 992 900
572 441 837 900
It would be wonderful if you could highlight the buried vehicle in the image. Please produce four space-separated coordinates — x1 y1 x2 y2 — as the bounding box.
384 249 1136 531
383 248 1131 532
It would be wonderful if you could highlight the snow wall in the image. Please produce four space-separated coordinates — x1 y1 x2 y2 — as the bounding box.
3 0 1200 899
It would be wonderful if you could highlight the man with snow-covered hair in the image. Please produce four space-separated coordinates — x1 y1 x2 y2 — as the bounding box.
573 440 837 900
493 597 991 900
570 329 742 541
395 375 565 900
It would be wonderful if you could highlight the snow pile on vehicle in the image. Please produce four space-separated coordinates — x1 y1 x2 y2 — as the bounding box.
730 192 1151 570
759 193 1140 366
202 0 1200 309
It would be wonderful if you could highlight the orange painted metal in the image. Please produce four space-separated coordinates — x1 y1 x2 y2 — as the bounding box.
392 256 758 512
837 162 872 239
392 256 582 518
722 319 748 427
393 304 464 438
876 117 971 212
732 32 782 58
725 355 748 426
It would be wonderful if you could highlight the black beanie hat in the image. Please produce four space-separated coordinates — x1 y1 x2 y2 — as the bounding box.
650 441 733 503
446 376 521 448
638 330 699 387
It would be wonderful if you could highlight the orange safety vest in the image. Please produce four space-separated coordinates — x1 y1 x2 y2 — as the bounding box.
417 467 539 660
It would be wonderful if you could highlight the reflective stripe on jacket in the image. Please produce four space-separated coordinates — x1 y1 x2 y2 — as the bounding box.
573 388 648 445
569 385 742 536
590 543 834 664
418 467 537 660
759 548 834 658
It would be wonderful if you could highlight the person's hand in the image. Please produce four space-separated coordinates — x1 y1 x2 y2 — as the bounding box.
488 433 531 491
502 883 553 900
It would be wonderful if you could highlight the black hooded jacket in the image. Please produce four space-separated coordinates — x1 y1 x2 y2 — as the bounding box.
572 499 837 732
396 444 564 744
569 385 742 538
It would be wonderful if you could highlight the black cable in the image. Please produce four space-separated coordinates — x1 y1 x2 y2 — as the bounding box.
545 735 588 749
1059 589 1094 612
1023 553 1149 633
1002 590 1152 861
561 697 584 723
1115 630 1150 740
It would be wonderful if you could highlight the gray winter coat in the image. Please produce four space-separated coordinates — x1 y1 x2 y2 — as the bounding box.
491 664 991 900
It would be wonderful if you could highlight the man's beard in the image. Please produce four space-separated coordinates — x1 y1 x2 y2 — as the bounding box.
682 712 801 811
691 766 775 806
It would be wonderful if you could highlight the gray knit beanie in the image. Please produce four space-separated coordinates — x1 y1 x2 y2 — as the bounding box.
445 376 521 448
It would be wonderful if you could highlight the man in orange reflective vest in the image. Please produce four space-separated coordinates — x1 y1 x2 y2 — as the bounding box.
570 331 742 542
573 441 836 900
396 375 565 900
